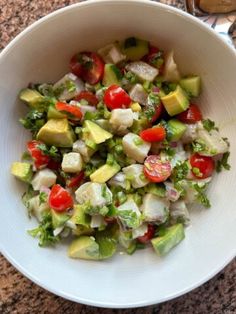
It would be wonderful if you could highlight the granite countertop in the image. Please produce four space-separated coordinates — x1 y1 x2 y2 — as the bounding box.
0 0 235 313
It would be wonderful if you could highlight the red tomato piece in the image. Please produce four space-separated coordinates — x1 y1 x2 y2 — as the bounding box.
144 155 172 183
137 224 155 244
70 52 104 85
49 184 73 212
27 140 50 169
104 217 117 224
66 171 84 188
69 54 83 77
190 153 214 179
140 126 166 142
142 45 164 72
47 159 61 171
55 102 83 119
151 102 163 123
74 91 99 106
103 85 132 110
177 104 202 124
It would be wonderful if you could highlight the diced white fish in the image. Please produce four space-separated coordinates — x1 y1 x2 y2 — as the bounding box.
98 43 126 64
132 223 148 239
53 73 84 101
75 182 112 207
126 61 158 82
109 108 134 133
141 193 169 223
163 51 181 82
73 140 95 162
108 172 127 189
123 164 149 188
61 152 83 173
122 132 151 163
31 168 57 191
196 122 229 156
129 84 148 105
170 200 190 225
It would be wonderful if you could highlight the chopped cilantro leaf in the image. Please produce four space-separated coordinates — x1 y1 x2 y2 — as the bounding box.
39 192 48 205
193 183 211 208
37 144 61 160
192 140 206 153
28 212 59 247
202 119 218 132
172 161 189 182
216 152 230 172
118 210 140 228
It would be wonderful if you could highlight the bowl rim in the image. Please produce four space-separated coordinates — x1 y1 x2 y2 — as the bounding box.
0 0 235 308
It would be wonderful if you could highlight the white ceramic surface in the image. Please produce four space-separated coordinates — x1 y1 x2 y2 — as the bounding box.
0 0 236 308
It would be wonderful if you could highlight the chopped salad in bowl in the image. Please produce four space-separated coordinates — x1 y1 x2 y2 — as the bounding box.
11 37 230 261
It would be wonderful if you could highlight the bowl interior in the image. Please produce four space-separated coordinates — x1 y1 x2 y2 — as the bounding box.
0 0 236 308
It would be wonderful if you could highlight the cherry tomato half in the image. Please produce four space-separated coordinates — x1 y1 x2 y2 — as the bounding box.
137 224 155 244
144 155 172 183
49 184 73 212
142 46 164 72
177 104 202 124
103 85 132 110
151 102 163 123
190 153 214 179
74 91 99 106
55 102 83 119
140 126 166 142
70 52 104 85
27 140 50 169
66 171 84 188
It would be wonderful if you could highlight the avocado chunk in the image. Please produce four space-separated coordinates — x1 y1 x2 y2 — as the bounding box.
19 88 44 109
96 234 117 260
70 204 91 227
167 119 187 141
47 106 66 119
11 162 33 183
37 118 76 147
51 209 70 229
90 163 121 183
122 37 149 61
161 85 189 116
180 76 201 97
102 64 122 86
72 225 94 236
68 236 100 260
83 120 113 144
151 223 185 256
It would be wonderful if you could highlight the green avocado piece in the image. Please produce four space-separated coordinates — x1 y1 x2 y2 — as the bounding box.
68 236 100 260
19 89 44 109
161 85 189 116
96 235 117 260
11 162 33 183
151 223 185 256
37 118 76 147
180 76 201 97
145 183 166 198
122 37 149 61
102 64 122 86
83 120 113 144
167 119 187 141
90 163 120 183
47 106 66 119
72 225 94 236
51 209 70 229
70 204 91 227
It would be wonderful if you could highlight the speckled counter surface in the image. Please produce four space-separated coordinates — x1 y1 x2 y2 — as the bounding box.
0 0 236 313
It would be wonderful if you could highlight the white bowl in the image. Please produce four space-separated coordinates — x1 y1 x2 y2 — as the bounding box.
0 0 236 308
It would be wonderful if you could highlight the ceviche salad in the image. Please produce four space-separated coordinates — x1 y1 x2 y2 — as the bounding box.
11 37 230 261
